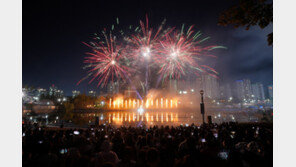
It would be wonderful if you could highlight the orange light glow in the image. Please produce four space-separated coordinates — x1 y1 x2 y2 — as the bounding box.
146 113 149 122
107 97 179 109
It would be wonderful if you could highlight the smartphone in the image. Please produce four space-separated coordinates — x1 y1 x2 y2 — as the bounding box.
38 140 43 144
218 151 229 160
104 135 108 139
168 135 172 138
201 138 206 143
74 131 80 135
214 133 218 138
191 132 194 136
22 133 25 137
60 148 68 154
60 149 65 154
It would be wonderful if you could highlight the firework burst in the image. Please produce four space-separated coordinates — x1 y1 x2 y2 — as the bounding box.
125 15 171 62
77 32 130 87
154 25 225 81
79 16 225 88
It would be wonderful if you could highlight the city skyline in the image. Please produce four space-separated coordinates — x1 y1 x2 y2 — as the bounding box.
23 77 273 101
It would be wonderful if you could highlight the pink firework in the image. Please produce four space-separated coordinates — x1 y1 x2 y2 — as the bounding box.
126 14 171 62
155 25 223 80
78 32 130 87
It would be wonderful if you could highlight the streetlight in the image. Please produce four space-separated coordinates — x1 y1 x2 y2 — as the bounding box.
200 90 205 125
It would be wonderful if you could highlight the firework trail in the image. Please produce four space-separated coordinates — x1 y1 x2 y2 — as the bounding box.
77 31 130 87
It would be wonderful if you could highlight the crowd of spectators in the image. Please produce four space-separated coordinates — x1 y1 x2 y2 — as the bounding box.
22 122 272 167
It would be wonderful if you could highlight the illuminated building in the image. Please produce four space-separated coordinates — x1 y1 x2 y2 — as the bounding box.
36 88 47 97
268 85 273 99
22 87 47 103
49 84 63 98
88 90 96 97
251 83 260 101
200 74 220 100
251 83 265 101
235 80 244 101
220 83 232 100
258 83 265 100
107 81 120 95
235 79 252 102
243 79 252 100
72 90 80 98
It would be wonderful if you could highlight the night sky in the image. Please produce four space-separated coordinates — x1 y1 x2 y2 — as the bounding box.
23 0 273 95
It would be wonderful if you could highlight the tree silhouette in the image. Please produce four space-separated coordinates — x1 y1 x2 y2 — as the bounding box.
218 0 273 45
73 94 96 109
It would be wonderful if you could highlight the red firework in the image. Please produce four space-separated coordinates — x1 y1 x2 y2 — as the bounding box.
77 32 130 87
154 25 221 80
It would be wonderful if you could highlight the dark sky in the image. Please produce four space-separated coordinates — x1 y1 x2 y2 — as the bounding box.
23 0 273 95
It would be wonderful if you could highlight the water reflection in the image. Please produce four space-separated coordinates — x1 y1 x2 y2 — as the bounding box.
97 110 196 126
